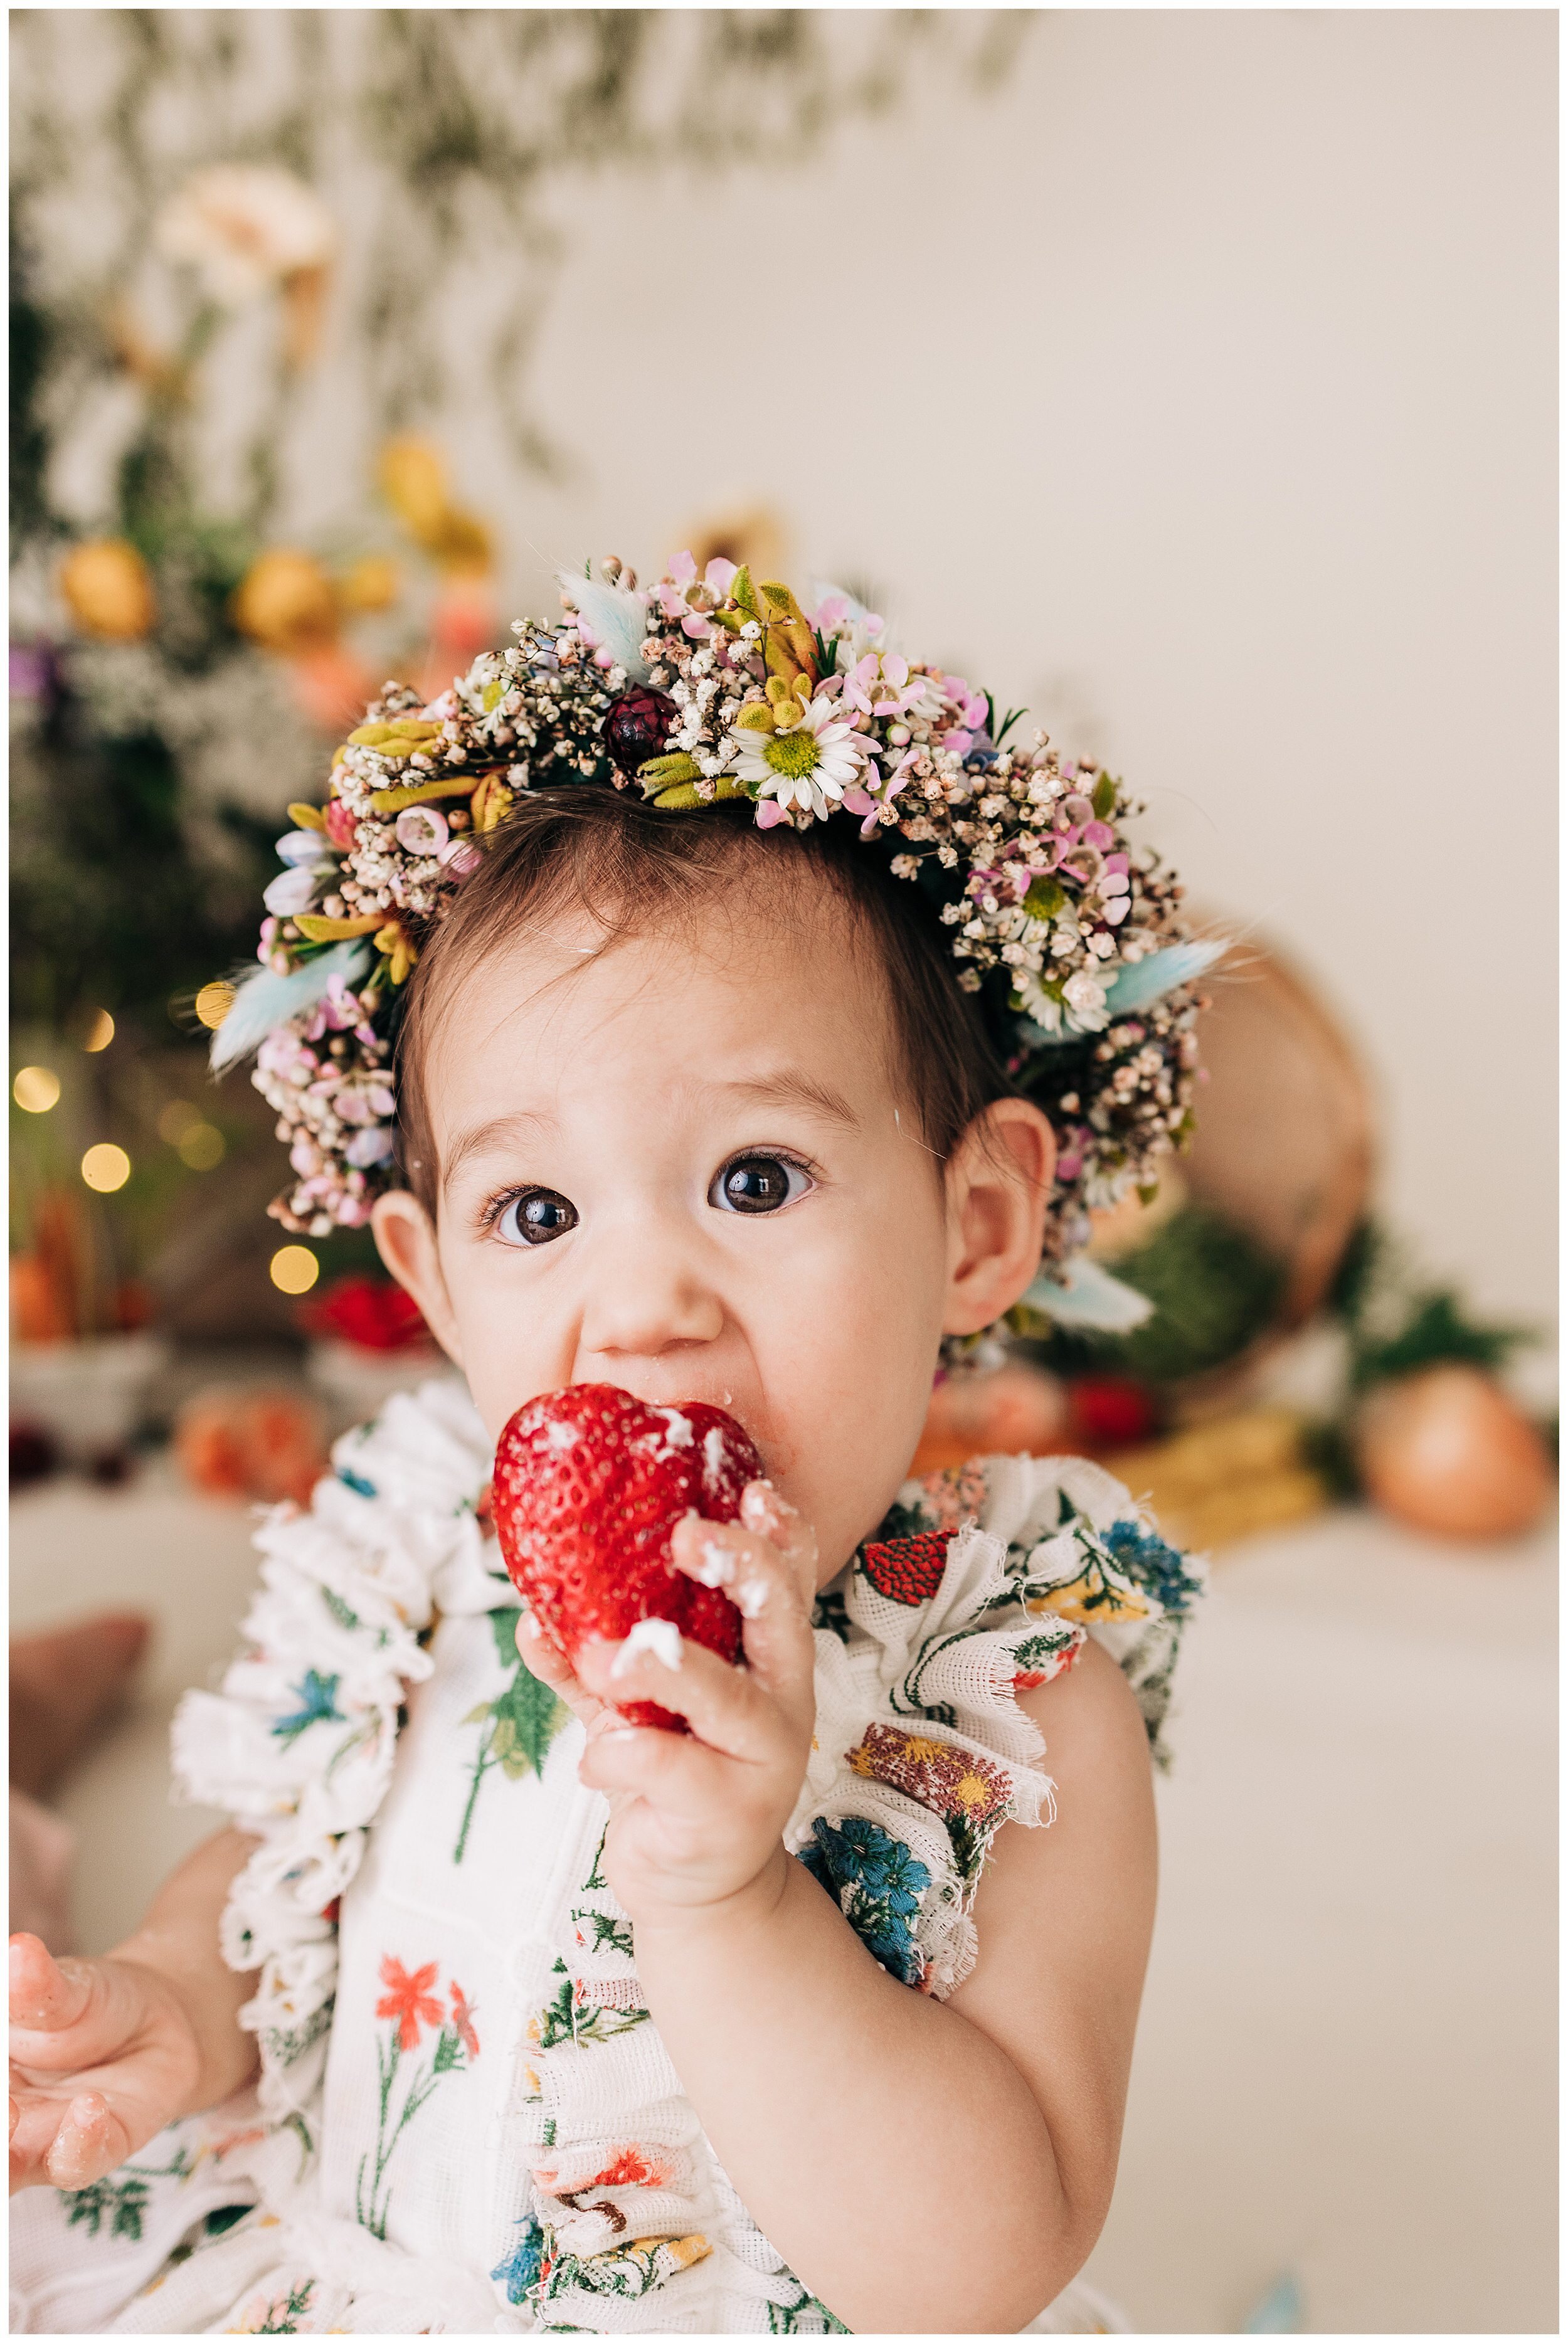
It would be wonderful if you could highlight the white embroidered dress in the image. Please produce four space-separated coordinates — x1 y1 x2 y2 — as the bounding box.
9 1382 1202 2337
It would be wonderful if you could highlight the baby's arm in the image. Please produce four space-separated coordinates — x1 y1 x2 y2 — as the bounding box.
535 1489 1157 2335
9 1827 259 2193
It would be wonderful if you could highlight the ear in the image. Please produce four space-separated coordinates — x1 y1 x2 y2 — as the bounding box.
941 1097 1056 1339
372 1189 464 1367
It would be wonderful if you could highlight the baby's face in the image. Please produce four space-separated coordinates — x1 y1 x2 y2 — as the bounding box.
378 888 1044 1576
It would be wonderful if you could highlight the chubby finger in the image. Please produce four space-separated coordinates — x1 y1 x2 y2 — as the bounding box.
8 2086 129 2195
45 2090 132 2191
512 1609 603 1731
575 1629 790 1764
576 1718 731 1816
9 1937 92 2036
670 1505 817 1701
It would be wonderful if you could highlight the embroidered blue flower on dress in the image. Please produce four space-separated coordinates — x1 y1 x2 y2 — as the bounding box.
270 1669 346 1743
1102 1519 1202 1614
492 2214 546 2304
337 1466 378 1499
797 1817 931 1986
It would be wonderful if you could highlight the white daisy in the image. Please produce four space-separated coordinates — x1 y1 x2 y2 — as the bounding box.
732 694 873 820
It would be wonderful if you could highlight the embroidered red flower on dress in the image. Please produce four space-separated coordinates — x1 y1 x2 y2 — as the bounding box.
590 2147 666 2190
449 1982 480 2060
376 1955 445 2051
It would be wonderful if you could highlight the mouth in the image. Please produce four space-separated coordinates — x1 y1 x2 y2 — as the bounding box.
573 1377 789 1479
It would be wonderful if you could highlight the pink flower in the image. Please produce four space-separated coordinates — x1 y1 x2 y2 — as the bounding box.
656 553 738 639
844 653 925 723
1083 821 1115 852
324 798 358 850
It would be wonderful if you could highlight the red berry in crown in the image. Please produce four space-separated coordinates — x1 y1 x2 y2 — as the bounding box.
490 1383 759 1731
604 685 677 777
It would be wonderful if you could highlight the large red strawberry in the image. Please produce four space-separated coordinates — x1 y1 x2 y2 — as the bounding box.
490 1383 760 1732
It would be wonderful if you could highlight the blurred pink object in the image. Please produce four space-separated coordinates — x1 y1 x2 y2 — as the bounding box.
911 1364 1069 1475
287 642 378 731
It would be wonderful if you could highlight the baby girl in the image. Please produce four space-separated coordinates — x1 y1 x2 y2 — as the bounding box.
9 558 1209 2335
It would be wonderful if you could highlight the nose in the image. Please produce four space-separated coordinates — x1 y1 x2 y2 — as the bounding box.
576 1215 726 1367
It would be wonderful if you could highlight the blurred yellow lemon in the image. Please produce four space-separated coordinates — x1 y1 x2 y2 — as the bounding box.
337 553 401 613
60 540 156 640
233 549 339 653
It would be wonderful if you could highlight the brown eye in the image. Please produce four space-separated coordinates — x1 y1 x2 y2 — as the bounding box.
497 1189 578 1247
710 1154 811 1215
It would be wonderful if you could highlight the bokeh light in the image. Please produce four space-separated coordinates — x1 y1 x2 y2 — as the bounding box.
177 1122 226 1171
194 981 235 1030
270 1244 319 1294
159 1100 201 1145
82 1142 132 1192
14 1066 61 1113
82 1008 115 1053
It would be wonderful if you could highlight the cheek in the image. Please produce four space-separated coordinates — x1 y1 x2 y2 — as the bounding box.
434 1237 563 1441
752 1173 950 1486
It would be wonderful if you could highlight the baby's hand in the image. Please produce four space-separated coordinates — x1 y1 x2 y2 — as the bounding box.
9 1935 205 2193
519 1481 818 1929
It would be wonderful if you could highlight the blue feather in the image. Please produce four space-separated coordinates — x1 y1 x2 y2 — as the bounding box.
1101 937 1227 1018
210 942 373 1074
1023 1255 1155 1332
1020 939 1229 1052
559 573 650 684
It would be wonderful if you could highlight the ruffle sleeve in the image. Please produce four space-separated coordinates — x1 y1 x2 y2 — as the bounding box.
170 1378 494 2126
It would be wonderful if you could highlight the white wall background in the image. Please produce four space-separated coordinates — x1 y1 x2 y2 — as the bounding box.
410 8 1555 1338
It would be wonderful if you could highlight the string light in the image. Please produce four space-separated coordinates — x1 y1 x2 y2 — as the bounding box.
82 1143 131 1192
194 981 235 1030
14 1067 60 1113
270 1244 319 1294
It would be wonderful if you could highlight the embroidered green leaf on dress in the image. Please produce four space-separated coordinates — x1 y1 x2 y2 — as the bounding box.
452 1609 569 1861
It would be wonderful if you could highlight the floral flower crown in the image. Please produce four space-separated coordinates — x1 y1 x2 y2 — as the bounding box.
214 553 1221 1335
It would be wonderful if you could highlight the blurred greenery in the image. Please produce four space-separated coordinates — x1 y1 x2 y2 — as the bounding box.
1036 1205 1287 1387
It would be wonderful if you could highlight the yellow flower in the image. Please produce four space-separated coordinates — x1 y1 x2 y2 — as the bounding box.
348 717 445 760
232 549 338 653
952 1772 993 1810
1024 1562 1152 1627
60 539 156 641
471 773 515 832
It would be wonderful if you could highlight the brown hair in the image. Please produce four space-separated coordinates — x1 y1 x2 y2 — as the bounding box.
394 790 1015 1214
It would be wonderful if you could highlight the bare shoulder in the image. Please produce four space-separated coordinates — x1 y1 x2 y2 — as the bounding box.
964 1637 1157 1972
947 1637 1158 2225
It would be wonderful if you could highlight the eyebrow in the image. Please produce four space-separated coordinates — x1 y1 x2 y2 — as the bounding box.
441 1069 861 1195
705 1072 861 1129
443 1106 555 1191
